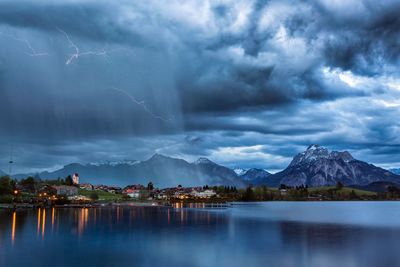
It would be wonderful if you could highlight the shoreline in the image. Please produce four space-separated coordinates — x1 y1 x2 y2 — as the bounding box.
0 201 162 210
2 199 400 211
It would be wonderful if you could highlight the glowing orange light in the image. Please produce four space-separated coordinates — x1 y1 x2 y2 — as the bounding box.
13 190 18 195
42 208 46 238
11 211 16 245
51 207 55 231
37 208 41 236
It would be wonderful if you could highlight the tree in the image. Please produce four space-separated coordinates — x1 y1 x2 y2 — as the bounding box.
350 190 358 200
0 176 13 195
89 192 99 201
336 181 344 190
147 181 154 191
20 176 36 193
242 186 255 201
65 175 73 186
261 185 269 200
279 184 287 190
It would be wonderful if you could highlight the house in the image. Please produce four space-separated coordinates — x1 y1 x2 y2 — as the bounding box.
122 184 147 198
174 191 190 199
105 186 122 194
279 189 288 196
37 185 57 196
191 189 217 198
79 183 94 191
153 189 168 200
94 185 122 194
155 192 168 200
125 188 141 199
52 185 78 196
123 184 145 193
68 195 92 201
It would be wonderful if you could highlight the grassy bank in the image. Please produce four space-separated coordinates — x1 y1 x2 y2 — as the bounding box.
78 189 124 201
308 186 377 196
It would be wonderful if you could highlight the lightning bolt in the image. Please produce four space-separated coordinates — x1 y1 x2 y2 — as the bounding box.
57 27 111 65
0 31 49 57
110 87 173 123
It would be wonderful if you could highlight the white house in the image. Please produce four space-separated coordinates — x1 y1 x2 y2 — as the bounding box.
127 189 141 199
191 189 216 198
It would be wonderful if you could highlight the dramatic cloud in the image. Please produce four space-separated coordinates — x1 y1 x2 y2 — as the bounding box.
0 0 399 173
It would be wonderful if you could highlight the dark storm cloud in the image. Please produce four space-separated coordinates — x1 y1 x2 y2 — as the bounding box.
0 1 147 46
184 112 331 136
173 0 399 113
0 0 397 113
0 0 399 173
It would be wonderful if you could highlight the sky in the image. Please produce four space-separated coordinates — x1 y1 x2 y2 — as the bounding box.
0 0 399 174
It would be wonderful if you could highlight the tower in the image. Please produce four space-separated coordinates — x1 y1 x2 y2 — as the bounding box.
72 173 79 185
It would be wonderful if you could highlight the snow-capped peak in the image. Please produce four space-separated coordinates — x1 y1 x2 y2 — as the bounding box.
88 160 140 167
233 167 247 176
289 145 354 167
307 144 320 151
194 157 214 165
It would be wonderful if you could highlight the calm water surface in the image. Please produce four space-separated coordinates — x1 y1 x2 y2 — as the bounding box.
1 202 400 267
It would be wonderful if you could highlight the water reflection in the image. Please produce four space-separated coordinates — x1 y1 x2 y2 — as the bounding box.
77 208 89 238
11 212 16 245
51 208 55 232
34 208 48 239
41 209 46 238
37 208 41 237
1 203 400 267
172 202 224 209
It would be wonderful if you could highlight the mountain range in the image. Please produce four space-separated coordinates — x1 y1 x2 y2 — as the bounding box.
12 154 245 188
266 145 400 187
4 145 400 188
240 168 271 185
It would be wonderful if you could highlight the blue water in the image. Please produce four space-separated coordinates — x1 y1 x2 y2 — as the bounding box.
1 202 400 267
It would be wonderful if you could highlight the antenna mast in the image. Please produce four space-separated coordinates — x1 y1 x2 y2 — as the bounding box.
8 145 13 177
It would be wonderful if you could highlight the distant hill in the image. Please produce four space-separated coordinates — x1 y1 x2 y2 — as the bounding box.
15 154 246 188
349 181 400 193
240 168 271 185
0 169 6 176
266 145 400 187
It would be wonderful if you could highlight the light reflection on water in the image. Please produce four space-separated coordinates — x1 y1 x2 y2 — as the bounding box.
11 211 15 245
1 202 400 267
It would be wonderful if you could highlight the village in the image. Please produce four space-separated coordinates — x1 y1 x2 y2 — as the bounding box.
3 173 225 206
1 171 389 208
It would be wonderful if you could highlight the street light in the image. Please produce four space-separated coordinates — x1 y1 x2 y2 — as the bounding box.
13 190 18 195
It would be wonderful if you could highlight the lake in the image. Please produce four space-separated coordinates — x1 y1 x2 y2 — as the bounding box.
1 202 400 267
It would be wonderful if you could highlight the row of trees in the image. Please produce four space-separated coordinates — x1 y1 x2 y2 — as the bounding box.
0 176 17 203
0 176 16 195
240 184 371 201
